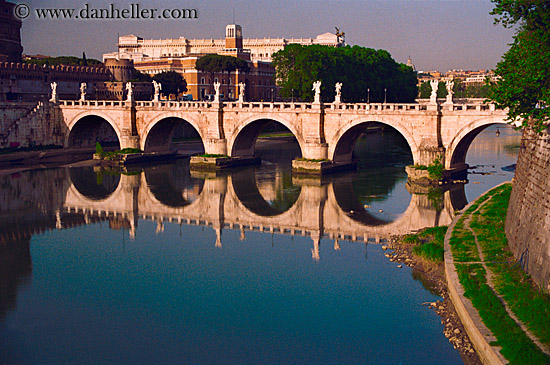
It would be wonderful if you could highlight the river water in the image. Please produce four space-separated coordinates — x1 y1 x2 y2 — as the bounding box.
0 125 520 363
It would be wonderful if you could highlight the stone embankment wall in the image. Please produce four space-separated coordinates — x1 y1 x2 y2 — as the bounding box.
0 101 63 148
505 126 550 293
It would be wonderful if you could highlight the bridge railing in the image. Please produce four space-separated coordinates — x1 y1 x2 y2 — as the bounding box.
136 101 214 109
223 101 314 111
325 103 429 112
451 103 495 112
60 100 126 107
57 99 498 113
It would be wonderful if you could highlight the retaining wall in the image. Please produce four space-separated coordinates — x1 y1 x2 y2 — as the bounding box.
505 126 550 293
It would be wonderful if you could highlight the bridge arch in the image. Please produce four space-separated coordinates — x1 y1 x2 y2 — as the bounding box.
142 113 205 153
228 115 305 159
445 116 509 169
66 111 122 148
329 118 418 165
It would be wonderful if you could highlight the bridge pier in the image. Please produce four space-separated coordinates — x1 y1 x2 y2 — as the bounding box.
204 138 228 155
407 144 469 184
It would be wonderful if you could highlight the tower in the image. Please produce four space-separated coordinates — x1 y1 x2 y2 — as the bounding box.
225 24 243 49
0 0 23 62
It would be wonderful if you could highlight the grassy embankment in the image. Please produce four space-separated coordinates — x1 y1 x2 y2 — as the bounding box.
449 184 550 364
405 184 550 363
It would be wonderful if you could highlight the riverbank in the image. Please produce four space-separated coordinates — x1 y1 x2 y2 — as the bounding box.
445 183 550 364
385 230 482 365
390 183 550 364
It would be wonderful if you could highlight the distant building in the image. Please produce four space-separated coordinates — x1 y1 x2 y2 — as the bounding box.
104 25 343 64
0 0 23 62
103 24 344 101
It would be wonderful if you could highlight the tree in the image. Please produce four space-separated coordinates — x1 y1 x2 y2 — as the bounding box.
24 55 101 66
131 70 152 82
272 44 417 103
152 71 186 97
419 81 431 98
196 54 249 99
489 0 550 133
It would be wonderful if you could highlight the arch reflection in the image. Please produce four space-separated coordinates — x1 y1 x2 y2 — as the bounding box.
231 167 301 217
69 167 121 201
144 163 204 207
332 175 390 226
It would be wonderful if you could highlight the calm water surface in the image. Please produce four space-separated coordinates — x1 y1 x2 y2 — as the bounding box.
0 125 520 363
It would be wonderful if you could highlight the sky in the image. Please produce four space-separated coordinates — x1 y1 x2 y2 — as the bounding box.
18 0 516 72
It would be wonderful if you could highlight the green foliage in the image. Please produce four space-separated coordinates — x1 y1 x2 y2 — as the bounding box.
96 145 142 160
196 54 250 97
272 44 417 102
130 70 152 82
25 55 101 66
436 81 447 99
152 71 187 96
419 78 492 99
426 156 444 180
419 81 431 98
95 142 103 155
411 156 444 180
197 153 229 158
196 54 250 74
402 226 447 262
489 0 550 133
450 183 550 362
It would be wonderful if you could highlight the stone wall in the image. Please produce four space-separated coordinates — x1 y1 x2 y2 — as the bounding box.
0 101 63 148
505 126 550 293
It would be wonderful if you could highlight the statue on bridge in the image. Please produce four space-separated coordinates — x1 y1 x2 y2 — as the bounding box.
126 82 133 102
312 80 322 103
334 82 342 104
429 79 439 104
79 83 87 102
49 82 58 103
213 81 221 103
152 80 162 102
238 82 246 103
445 80 454 104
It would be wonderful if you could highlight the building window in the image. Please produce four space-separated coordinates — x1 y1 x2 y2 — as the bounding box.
201 77 205 84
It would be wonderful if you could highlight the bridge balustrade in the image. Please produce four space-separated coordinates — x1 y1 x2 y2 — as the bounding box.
60 100 124 107
134 101 214 109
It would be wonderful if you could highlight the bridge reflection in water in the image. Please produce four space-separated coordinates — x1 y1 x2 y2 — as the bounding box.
60 163 467 261
0 163 468 322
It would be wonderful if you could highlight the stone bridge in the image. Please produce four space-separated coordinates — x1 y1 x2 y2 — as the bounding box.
62 168 465 260
43 98 508 172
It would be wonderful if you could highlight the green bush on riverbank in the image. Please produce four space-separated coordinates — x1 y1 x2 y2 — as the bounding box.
402 225 447 263
95 142 142 161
